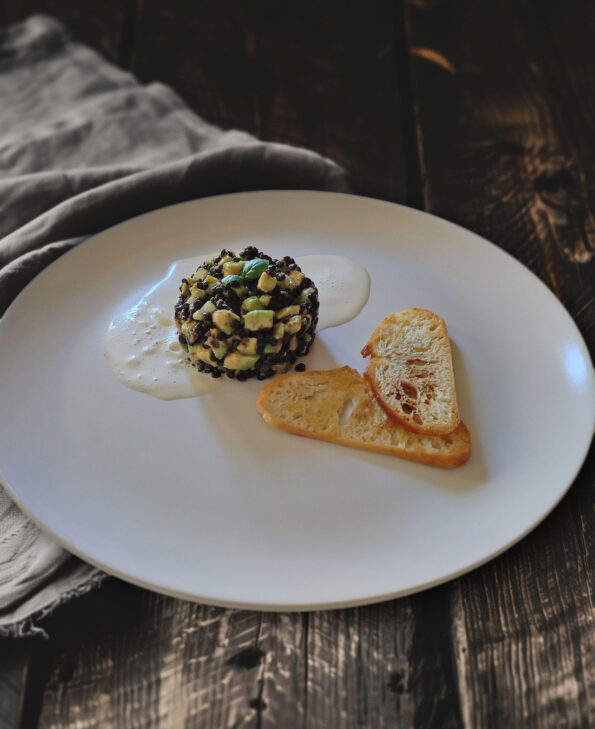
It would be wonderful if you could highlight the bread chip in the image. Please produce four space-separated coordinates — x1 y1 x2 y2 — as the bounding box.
362 309 460 435
257 366 470 468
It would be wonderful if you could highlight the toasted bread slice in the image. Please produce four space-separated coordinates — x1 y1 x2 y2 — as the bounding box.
362 309 460 435
257 366 470 468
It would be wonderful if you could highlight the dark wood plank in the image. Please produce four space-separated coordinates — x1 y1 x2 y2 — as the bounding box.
450 455 595 729
404 0 594 347
405 0 595 726
130 0 408 204
3 1 593 727
33 582 262 728
35 591 466 729
0 640 31 729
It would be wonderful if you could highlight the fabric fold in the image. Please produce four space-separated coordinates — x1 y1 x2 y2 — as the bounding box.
0 15 349 637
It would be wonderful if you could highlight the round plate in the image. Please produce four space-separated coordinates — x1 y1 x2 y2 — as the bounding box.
1 192 593 610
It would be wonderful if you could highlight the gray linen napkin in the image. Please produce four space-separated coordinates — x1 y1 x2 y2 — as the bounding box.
0 15 349 637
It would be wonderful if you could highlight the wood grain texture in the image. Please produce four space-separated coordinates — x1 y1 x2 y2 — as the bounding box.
1 0 594 727
451 455 595 729
405 0 595 726
0 640 30 729
130 0 408 204
404 0 594 348
36 587 461 729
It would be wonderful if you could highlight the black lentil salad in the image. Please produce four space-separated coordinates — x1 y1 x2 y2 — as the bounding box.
174 246 319 380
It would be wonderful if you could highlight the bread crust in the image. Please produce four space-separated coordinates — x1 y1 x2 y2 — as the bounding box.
257 366 470 468
362 309 460 436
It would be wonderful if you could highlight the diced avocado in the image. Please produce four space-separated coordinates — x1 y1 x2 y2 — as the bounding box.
259 294 272 306
272 361 291 374
204 275 219 290
276 274 290 290
205 329 228 361
205 327 220 347
299 333 313 353
300 287 316 302
223 260 244 276
275 305 300 320
189 284 207 300
237 337 258 354
257 271 277 293
188 344 217 366
285 315 302 334
193 299 217 320
219 254 233 266
289 269 305 286
211 342 228 360
241 296 262 313
273 322 285 339
193 267 209 280
288 335 298 351
243 310 274 331
180 319 193 337
264 341 282 354
201 300 217 314
212 309 240 334
223 352 261 370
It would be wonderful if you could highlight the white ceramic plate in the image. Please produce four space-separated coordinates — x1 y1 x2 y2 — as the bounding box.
1 192 593 610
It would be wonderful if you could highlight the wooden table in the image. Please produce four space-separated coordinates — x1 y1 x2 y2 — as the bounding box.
1 1 594 727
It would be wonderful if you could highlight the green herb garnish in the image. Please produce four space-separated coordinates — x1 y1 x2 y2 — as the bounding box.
221 274 244 287
241 258 269 281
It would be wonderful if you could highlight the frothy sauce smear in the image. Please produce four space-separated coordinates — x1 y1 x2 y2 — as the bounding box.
103 254 370 400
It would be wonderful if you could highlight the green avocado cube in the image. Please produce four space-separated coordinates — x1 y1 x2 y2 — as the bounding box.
243 310 274 331
223 260 244 276
241 296 262 313
223 352 260 370
188 344 217 366
237 338 258 355
189 284 207 301
289 269 305 286
180 319 193 337
264 341 282 354
205 329 228 360
257 271 277 293
212 309 240 334
275 305 300 320
193 299 217 321
300 287 316 302
285 315 302 334
211 343 228 360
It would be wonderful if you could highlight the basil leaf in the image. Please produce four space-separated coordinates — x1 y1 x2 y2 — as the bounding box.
242 258 269 281
222 274 243 287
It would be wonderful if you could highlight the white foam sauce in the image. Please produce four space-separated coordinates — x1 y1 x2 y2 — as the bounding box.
103 254 370 400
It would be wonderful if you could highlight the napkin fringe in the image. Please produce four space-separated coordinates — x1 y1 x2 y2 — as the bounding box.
0 572 107 639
